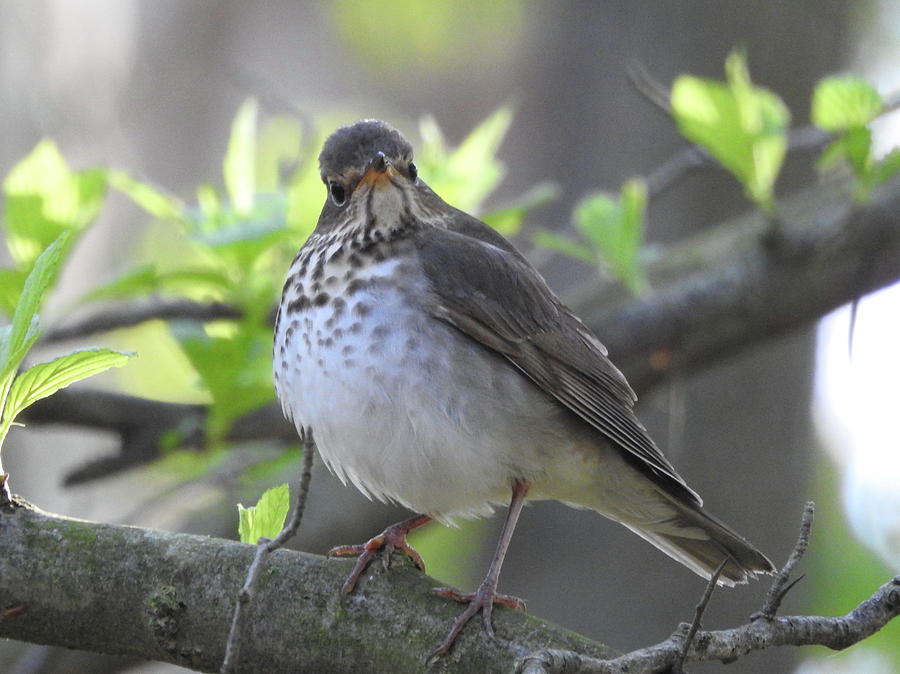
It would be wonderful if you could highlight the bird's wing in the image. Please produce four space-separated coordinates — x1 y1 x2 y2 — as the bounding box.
416 217 700 505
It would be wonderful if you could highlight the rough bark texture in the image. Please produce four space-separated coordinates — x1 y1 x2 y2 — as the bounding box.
0 503 614 673
576 174 900 391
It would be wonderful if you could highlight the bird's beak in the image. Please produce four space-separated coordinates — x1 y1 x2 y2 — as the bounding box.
357 151 397 190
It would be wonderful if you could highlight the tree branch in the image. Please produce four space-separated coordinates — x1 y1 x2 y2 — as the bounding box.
221 440 315 673
516 578 899 674
515 502 899 673
42 299 241 344
0 503 614 673
575 174 900 392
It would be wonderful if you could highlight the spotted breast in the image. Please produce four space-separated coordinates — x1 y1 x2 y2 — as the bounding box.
273 227 575 522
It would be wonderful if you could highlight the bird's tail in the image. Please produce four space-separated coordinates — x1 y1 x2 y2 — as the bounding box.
622 497 775 586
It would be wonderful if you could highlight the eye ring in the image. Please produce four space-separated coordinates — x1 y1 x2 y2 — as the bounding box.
408 162 419 183
329 181 347 206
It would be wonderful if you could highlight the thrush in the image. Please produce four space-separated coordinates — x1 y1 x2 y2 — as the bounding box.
273 119 774 658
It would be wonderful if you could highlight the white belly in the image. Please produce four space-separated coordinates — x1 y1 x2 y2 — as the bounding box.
274 256 585 521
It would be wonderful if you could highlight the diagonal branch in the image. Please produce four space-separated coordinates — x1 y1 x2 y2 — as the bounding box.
575 174 900 393
516 576 900 674
42 299 241 344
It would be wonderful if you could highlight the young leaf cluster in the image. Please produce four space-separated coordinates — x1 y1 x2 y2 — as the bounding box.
536 49 899 295
0 234 133 467
812 75 900 201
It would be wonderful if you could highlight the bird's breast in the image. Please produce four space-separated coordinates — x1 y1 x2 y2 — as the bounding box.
273 238 573 520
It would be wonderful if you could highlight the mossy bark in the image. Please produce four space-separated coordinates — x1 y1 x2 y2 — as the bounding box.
0 503 614 673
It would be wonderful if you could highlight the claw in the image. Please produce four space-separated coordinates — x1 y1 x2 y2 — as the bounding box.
327 514 430 594
427 583 526 661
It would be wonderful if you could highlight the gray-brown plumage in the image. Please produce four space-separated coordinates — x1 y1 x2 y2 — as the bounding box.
274 119 774 657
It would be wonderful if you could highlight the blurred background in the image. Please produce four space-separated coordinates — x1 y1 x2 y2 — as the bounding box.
1 1 898 672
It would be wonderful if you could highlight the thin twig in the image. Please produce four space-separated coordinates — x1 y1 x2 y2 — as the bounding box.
629 65 900 199
516 574 900 674
672 558 727 673
758 501 815 620
220 439 315 673
42 299 242 344
626 62 672 115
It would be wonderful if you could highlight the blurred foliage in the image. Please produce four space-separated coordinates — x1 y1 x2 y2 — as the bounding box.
409 518 486 589
0 141 105 314
0 104 548 454
329 0 524 77
812 75 900 201
805 457 900 670
536 179 648 294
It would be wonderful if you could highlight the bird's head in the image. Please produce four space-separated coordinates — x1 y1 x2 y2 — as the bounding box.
318 120 420 213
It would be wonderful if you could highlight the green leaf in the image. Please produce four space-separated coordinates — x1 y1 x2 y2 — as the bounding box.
3 140 105 267
671 50 789 211
481 182 560 236
82 264 234 305
223 99 259 216
4 348 135 422
4 232 71 367
109 170 185 221
176 321 275 441
842 126 874 176
811 76 884 132
532 231 595 264
0 268 27 318
573 179 648 293
417 107 513 213
237 483 290 543
872 148 900 187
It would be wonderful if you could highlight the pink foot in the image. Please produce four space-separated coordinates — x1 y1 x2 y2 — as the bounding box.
428 583 526 660
327 515 430 594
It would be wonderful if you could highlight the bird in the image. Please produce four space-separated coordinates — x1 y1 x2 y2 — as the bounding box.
273 119 774 658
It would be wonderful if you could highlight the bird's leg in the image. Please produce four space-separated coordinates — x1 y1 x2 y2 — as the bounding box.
429 480 530 659
327 513 432 594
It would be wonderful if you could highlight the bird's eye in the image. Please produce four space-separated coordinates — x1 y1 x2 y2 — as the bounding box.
329 181 347 206
408 162 419 183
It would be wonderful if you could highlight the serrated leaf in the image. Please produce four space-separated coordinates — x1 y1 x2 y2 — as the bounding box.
4 348 135 421
5 232 71 366
812 76 884 132
237 483 290 543
109 170 185 221
3 141 105 266
671 50 789 211
223 99 259 216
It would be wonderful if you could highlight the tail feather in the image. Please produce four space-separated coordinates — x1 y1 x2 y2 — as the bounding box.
624 499 775 586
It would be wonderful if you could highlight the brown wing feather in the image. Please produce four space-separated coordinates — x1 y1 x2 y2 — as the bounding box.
416 216 701 506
